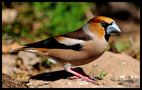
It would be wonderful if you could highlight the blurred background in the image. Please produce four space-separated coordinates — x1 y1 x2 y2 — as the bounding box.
2 2 140 87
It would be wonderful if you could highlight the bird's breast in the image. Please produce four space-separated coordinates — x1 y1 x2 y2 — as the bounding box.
71 42 107 66
48 40 108 66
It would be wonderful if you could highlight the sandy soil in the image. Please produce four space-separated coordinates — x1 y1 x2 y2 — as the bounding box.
2 51 140 88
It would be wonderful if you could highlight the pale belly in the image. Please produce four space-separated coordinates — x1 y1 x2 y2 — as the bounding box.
49 50 105 66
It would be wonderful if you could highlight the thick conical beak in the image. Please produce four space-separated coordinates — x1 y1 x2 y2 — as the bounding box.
107 22 121 35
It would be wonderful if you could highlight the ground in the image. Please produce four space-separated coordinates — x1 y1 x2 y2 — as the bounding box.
2 51 140 88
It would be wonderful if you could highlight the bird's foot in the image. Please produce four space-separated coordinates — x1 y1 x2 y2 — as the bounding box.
64 64 95 82
68 76 80 80
81 76 95 82
68 75 95 83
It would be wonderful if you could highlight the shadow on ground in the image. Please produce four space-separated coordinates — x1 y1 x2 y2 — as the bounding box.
30 67 89 81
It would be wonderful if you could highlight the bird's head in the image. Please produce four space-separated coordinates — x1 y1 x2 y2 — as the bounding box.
86 16 121 41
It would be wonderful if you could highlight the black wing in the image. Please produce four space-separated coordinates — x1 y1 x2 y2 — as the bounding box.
24 37 82 51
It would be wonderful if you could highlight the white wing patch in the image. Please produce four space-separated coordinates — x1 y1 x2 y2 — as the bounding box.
57 37 85 46
48 57 57 64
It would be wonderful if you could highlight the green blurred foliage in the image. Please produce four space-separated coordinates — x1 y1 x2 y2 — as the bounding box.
33 2 87 36
2 2 92 43
95 70 107 80
110 37 132 53
113 40 131 53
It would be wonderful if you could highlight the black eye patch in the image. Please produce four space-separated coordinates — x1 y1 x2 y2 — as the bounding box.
100 21 113 41
100 21 113 30
100 21 109 29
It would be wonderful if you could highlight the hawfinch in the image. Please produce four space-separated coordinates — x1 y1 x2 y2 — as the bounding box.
12 16 121 82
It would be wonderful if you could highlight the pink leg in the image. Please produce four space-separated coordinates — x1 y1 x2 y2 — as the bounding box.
64 63 95 82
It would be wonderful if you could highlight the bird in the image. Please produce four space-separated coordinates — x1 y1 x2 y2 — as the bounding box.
11 16 121 82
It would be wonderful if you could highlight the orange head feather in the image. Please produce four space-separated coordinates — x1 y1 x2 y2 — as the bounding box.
87 16 115 39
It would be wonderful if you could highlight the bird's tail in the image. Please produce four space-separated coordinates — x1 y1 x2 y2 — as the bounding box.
9 46 37 54
9 46 26 54
10 47 49 56
10 48 20 54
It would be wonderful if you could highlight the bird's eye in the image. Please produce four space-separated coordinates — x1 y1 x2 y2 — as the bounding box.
100 21 108 28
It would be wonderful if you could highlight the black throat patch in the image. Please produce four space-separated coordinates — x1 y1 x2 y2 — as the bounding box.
104 34 110 41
